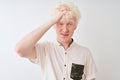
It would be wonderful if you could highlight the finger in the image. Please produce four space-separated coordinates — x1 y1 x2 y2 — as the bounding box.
61 10 67 15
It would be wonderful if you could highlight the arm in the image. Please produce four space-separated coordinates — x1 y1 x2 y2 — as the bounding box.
85 49 97 80
15 10 66 59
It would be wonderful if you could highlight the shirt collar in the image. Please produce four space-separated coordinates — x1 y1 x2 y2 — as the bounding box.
55 38 75 47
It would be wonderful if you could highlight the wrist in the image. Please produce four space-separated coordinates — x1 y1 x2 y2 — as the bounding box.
46 20 56 27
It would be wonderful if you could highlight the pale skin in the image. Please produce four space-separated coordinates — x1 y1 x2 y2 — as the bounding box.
15 9 67 59
15 9 96 80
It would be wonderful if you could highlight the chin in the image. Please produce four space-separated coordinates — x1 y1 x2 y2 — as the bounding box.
60 37 70 42
57 35 71 42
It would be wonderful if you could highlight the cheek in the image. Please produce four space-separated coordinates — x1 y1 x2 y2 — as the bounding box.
55 28 62 34
70 29 75 34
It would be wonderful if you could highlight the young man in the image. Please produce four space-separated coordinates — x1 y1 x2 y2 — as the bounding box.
15 2 97 80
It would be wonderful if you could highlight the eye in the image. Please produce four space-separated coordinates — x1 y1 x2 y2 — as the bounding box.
59 23 64 26
68 23 74 26
57 23 64 28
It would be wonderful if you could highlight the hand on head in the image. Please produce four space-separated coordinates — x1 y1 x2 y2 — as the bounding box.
50 9 67 25
49 2 80 27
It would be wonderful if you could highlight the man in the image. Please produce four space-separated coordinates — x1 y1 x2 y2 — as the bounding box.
15 2 97 80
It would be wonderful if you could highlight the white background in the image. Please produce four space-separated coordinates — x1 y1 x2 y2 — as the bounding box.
0 0 120 80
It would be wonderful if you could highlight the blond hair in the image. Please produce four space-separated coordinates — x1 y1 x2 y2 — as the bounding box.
53 2 80 24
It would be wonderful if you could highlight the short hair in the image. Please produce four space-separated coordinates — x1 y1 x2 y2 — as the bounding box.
53 2 80 24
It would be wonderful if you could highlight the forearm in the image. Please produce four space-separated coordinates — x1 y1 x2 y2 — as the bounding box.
16 21 53 50
15 9 65 58
16 8 66 50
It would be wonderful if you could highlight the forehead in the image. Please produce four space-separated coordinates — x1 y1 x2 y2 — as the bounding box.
59 18 76 23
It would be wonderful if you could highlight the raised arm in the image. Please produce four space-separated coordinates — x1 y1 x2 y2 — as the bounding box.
15 10 66 59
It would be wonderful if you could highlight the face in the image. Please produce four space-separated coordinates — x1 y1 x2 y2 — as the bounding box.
54 18 77 43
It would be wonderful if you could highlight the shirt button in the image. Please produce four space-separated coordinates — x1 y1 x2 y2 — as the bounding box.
63 77 65 80
65 52 67 54
64 64 66 67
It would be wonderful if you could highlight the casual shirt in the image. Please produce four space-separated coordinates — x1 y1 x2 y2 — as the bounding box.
30 40 97 80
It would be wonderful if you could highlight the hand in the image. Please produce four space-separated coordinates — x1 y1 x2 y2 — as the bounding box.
50 9 66 25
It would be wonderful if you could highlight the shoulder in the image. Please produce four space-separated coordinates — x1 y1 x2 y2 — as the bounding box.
73 43 95 60
36 41 55 48
73 42 90 51
72 42 92 56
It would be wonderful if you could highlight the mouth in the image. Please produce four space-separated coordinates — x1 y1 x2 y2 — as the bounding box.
61 33 69 37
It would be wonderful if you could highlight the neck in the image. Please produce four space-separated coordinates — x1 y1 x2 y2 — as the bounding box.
57 38 73 50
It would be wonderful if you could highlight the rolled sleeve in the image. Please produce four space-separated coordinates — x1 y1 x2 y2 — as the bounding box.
29 42 49 69
85 49 97 80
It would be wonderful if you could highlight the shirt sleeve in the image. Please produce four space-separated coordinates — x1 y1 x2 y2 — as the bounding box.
29 42 49 69
85 49 97 80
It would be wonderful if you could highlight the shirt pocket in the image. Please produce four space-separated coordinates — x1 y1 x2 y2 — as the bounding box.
70 63 84 80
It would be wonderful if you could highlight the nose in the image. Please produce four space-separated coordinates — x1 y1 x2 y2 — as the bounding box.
63 25 69 33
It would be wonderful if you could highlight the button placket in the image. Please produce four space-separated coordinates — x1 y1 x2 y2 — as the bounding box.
63 52 67 80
